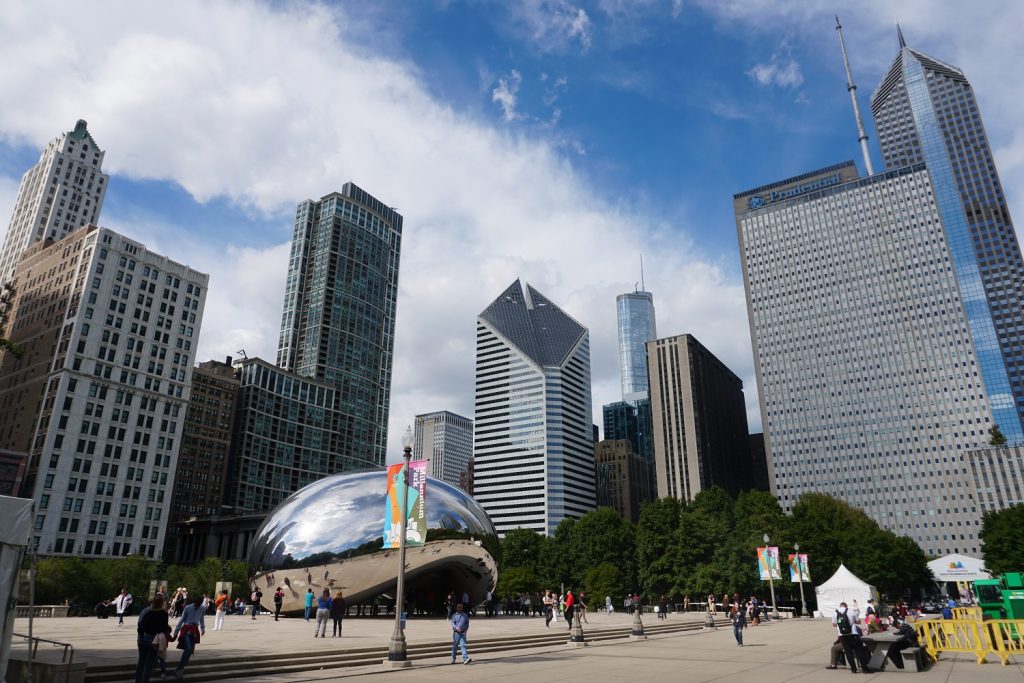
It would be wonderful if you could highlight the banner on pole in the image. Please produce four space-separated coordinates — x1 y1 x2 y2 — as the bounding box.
384 460 428 548
788 553 810 582
757 546 781 580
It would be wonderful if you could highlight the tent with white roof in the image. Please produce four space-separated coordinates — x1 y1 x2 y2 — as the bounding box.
814 564 878 618
928 553 989 582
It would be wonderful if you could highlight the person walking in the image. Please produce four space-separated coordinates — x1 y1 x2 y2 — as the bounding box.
304 588 315 622
450 603 471 665
578 592 589 623
657 595 667 620
273 587 284 622
730 604 746 646
684 595 690 612
314 589 332 638
543 590 554 628
564 590 576 631
172 595 207 680
111 588 133 627
330 590 347 637
250 587 262 620
134 595 171 683
605 595 613 615
213 590 230 631
707 594 715 615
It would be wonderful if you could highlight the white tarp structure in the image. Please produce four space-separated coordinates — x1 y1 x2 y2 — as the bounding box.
814 564 879 618
0 495 32 683
928 553 990 583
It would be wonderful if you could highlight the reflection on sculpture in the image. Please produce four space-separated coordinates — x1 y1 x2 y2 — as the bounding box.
248 470 498 614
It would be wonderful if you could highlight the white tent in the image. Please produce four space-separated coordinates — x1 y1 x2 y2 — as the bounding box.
928 553 990 583
814 564 879 618
0 495 33 683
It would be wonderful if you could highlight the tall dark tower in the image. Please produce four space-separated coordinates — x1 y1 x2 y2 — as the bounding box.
871 31 1024 436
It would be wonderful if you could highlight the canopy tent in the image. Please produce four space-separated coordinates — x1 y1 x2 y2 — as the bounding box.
928 553 990 583
814 564 879 618
0 495 33 683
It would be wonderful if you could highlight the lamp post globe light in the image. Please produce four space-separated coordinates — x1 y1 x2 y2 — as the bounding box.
794 542 807 618
763 534 780 621
385 427 415 667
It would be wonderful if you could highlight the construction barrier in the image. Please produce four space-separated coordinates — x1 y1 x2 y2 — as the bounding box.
914 618 1024 665
952 607 983 620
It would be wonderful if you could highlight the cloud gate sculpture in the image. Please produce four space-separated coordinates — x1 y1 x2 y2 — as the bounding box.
248 470 498 615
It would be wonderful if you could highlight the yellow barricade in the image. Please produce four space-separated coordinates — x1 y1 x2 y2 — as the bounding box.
952 607 983 620
915 618 1024 665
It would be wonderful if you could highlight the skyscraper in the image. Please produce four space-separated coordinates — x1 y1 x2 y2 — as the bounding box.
594 439 651 523
472 279 595 535
277 183 402 468
646 334 750 500
616 290 657 402
871 37 1024 430
735 159 1009 556
413 410 473 491
0 121 107 286
0 224 207 557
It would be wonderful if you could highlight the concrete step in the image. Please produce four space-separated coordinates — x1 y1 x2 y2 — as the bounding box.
84 618 728 682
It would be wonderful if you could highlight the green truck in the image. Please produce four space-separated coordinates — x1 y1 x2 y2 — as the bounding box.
974 572 1024 620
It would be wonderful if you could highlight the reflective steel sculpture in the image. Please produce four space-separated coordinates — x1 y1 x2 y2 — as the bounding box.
248 470 498 614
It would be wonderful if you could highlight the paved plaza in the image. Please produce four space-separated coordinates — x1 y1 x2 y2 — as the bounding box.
11 611 1024 681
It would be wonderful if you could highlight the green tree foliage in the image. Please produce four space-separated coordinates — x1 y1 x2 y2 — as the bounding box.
500 527 545 576
636 498 681 597
988 426 1008 446
584 562 623 605
567 507 635 590
980 503 1024 574
496 566 540 596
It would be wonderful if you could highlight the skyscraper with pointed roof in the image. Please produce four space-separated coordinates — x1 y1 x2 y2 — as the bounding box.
0 120 108 286
472 279 594 535
871 33 1024 431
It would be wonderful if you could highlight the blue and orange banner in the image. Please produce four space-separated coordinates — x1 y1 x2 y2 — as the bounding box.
757 546 781 580
788 553 810 582
384 460 428 548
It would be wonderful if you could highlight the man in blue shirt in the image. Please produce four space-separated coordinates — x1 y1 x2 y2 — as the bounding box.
450 603 471 665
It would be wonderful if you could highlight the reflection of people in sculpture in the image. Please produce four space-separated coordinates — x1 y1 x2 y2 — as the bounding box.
388 467 422 543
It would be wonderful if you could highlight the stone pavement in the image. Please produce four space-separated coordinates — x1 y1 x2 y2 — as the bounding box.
12 611 1024 681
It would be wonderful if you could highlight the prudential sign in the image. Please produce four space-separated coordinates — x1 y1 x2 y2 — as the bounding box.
746 173 842 210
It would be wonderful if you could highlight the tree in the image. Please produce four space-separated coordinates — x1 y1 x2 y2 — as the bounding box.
569 508 636 591
584 563 623 606
636 498 682 598
496 566 540 596
980 503 1024 574
988 425 1008 446
500 527 545 576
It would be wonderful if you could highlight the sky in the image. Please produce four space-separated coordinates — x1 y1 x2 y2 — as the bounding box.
2 1 1024 462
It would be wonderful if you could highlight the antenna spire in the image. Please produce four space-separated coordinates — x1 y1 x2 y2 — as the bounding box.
896 22 906 48
640 254 645 292
835 16 875 176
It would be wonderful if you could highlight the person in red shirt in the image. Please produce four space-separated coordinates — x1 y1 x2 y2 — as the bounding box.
564 590 576 631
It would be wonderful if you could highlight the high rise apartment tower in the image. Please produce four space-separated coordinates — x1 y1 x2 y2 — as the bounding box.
277 183 402 469
0 121 108 286
472 279 595 535
616 290 656 402
413 411 473 491
871 39 1024 430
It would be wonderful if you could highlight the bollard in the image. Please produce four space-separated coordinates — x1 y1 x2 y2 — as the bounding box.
631 602 647 640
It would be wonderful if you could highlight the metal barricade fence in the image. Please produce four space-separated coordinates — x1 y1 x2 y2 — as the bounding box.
914 618 1024 665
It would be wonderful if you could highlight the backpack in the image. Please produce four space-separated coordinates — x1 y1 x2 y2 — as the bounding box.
251 591 258 602
836 609 853 635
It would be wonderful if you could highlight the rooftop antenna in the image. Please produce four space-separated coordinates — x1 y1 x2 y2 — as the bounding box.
896 21 906 49
835 15 875 176
640 254 646 292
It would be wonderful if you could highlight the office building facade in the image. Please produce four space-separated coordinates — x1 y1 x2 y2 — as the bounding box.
0 121 108 287
594 439 650 523
164 358 239 559
735 161 1005 555
473 279 595 536
277 183 402 470
646 334 750 500
0 224 207 557
413 410 473 491
616 290 657 402
872 42 1024 427
967 446 1024 515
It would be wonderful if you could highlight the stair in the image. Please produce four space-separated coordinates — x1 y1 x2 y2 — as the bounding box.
84 618 728 682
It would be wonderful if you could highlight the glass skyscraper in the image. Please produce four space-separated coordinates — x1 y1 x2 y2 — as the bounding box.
616 290 657 402
277 183 402 469
472 279 595 536
871 40 1024 436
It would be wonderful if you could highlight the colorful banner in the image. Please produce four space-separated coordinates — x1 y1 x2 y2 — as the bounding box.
384 460 428 548
757 546 781 580
788 553 810 582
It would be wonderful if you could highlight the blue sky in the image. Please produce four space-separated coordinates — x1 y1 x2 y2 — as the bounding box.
2 1 1023 457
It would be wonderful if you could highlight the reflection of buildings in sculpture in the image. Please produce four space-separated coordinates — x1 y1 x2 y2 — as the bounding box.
413 411 473 491
248 470 497 613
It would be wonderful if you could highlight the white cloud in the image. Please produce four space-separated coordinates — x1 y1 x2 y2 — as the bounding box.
492 69 523 122
508 0 593 53
747 40 804 89
0 0 754 458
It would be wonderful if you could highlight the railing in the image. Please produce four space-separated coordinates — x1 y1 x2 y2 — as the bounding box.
914 618 1024 665
14 605 70 618
11 632 76 683
952 607 983 620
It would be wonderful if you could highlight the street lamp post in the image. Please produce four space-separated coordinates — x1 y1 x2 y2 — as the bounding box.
763 533 780 621
630 594 647 640
794 542 807 619
385 427 415 668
